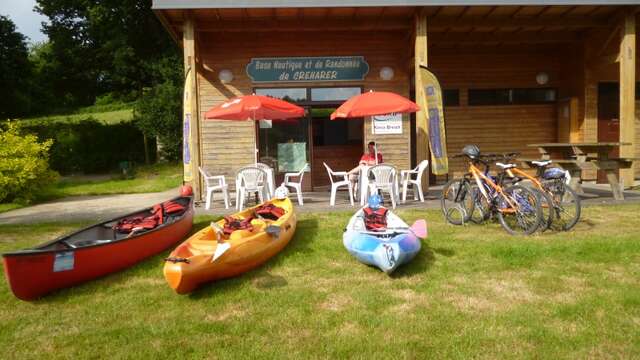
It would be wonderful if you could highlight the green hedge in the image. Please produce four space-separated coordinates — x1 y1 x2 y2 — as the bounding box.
22 119 155 174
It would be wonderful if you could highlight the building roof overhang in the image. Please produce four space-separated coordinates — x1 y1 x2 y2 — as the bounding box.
153 0 640 10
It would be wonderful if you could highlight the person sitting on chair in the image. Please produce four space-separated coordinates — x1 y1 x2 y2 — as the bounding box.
362 194 388 231
348 141 383 191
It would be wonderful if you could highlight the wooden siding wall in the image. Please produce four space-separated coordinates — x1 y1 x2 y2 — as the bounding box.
428 48 562 175
196 30 410 188
583 38 640 178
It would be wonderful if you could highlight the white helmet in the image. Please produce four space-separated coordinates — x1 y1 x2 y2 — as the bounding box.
273 184 289 200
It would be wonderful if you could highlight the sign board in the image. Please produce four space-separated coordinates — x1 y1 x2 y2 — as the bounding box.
259 120 272 129
372 113 403 135
53 251 74 272
247 56 369 83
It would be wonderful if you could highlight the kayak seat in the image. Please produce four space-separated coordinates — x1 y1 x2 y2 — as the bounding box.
254 203 285 221
223 215 254 235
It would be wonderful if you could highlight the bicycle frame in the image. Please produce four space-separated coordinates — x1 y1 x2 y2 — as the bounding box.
467 161 518 213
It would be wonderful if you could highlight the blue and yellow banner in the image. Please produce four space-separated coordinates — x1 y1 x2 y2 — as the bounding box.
182 68 193 182
419 65 448 175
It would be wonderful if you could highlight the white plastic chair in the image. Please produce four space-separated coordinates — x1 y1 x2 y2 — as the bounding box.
235 166 268 211
400 160 429 203
368 164 398 209
323 162 354 206
283 163 308 205
255 162 275 198
198 167 230 210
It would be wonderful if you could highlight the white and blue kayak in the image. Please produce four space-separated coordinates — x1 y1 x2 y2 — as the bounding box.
343 208 427 274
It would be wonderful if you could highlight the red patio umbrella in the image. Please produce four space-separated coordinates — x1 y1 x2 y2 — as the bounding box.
330 91 419 120
204 94 305 164
205 94 304 121
330 91 419 164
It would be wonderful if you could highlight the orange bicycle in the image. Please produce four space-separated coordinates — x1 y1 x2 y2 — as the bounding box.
441 145 543 235
495 153 581 231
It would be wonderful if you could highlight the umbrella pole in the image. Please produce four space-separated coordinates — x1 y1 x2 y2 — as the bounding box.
374 143 379 165
253 109 258 165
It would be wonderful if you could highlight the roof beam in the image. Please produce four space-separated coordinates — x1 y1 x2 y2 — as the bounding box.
183 15 609 33
430 30 581 44
428 16 610 30
153 1 640 10
191 18 411 32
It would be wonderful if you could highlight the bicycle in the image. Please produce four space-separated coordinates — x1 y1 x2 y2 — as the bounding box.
441 147 543 236
494 153 581 231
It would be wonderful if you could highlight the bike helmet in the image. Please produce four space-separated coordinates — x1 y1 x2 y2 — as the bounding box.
542 167 566 180
462 144 481 159
367 194 383 210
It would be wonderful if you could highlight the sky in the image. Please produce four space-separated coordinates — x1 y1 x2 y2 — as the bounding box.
1 0 48 44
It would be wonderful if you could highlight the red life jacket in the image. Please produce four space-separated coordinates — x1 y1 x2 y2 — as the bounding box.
363 207 388 231
162 200 185 215
114 205 164 233
223 215 254 235
255 203 285 220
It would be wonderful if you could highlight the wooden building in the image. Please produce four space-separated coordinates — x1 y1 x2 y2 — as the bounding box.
152 0 640 199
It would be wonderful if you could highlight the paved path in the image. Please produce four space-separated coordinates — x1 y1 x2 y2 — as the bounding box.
0 189 179 225
1 183 638 225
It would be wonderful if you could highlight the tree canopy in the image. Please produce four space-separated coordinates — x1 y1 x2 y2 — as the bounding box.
0 16 33 118
35 0 180 108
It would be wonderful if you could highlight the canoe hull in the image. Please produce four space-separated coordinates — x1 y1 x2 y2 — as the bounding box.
2 197 194 301
164 198 296 294
343 209 421 274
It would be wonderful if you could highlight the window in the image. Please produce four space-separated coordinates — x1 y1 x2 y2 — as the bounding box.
254 88 307 102
468 88 557 106
443 89 460 107
310 87 361 102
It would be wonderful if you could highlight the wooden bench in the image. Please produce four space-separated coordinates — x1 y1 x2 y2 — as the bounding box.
521 157 639 200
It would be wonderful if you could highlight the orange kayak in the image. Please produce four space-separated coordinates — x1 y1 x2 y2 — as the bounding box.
164 197 296 294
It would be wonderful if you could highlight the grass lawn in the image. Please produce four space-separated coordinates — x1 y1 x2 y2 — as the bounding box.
1 204 639 358
0 163 182 214
20 103 135 125
40 162 182 199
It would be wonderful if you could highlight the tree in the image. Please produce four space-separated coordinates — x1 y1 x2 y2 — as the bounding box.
35 0 180 106
0 16 32 118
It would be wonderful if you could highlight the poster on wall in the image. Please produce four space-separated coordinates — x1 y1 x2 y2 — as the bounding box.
277 143 307 172
372 113 402 135
418 64 449 175
182 68 194 182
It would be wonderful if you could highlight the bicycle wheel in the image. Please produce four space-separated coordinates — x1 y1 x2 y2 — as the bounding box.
530 186 555 232
544 180 581 231
496 184 542 235
441 178 474 225
469 183 490 224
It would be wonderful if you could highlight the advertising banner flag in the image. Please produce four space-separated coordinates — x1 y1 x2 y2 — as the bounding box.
418 65 449 175
182 68 194 182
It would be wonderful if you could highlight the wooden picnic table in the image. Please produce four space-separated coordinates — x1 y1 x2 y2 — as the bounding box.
524 142 635 200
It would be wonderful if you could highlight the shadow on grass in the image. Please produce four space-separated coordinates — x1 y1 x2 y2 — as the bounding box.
391 246 437 278
187 218 319 299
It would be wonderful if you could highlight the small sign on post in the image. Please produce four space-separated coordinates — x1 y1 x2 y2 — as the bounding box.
372 113 403 135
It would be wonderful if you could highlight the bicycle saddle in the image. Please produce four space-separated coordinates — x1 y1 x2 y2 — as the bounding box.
531 160 552 167
496 162 516 170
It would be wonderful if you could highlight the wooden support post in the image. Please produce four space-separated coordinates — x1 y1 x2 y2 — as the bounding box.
183 15 202 199
414 12 429 190
619 14 636 188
